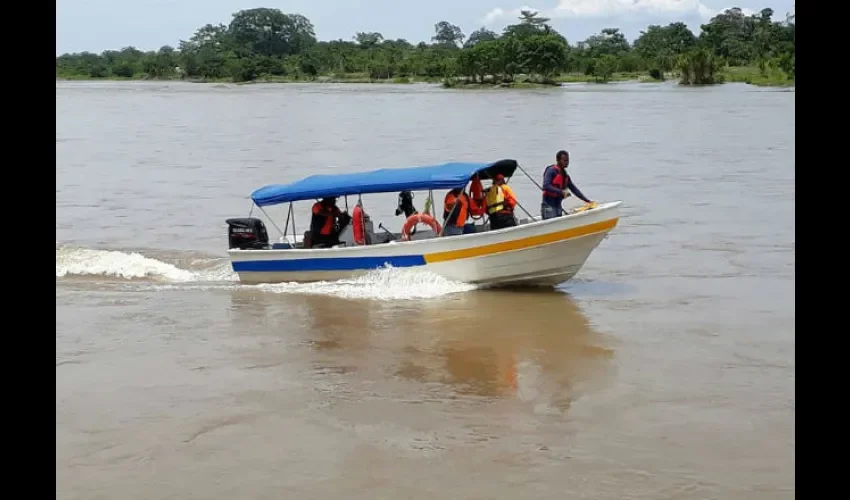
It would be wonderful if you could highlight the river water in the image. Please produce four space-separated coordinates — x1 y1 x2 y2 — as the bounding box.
56 80 795 499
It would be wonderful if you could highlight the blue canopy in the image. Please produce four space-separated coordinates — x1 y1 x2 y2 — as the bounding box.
250 159 519 207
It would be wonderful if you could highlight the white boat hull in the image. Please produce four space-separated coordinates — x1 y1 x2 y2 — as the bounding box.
228 201 622 287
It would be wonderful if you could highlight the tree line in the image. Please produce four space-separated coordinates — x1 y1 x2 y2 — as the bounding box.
56 6 795 86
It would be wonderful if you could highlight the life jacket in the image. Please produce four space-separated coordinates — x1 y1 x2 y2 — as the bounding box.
469 175 485 217
352 204 366 244
443 190 470 227
485 184 508 215
311 202 336 236
544 164 567 198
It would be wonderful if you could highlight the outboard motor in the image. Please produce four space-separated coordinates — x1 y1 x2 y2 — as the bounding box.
225 217 270 250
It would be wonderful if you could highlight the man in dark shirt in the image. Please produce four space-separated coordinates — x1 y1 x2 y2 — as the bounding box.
541 150 592 220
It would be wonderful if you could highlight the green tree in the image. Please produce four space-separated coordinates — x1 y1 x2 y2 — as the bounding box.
56 6 795 87
503 9 553 40
499 36 523 81
633 23 696 61
228 8 316 57
463 27 497 48
354 32 383 47
592 54 618 82
583 28 630 58
678 47 722 84
432 21 464 48
699 7 756 65
524 33 568 82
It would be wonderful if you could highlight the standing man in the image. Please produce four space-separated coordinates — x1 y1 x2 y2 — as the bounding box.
541 150 593 219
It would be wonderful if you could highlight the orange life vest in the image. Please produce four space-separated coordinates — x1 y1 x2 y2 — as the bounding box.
311 202 338 236
443 190 470 228
469 175 485 217
544 164 567 198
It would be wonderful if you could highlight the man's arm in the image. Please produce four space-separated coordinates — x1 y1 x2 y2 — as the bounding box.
504 185 518 209
442 193 454 220
309 204 324 233
566 177 591 203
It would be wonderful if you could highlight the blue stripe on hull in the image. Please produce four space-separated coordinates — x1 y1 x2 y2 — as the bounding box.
231 255 427 272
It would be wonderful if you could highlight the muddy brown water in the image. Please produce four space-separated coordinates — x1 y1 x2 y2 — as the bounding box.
56 81 794 499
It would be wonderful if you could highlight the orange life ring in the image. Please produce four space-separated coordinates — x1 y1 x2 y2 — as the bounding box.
352 204 365 245
401 213 442 241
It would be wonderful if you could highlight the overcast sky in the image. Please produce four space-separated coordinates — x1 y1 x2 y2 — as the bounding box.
56 0 795 55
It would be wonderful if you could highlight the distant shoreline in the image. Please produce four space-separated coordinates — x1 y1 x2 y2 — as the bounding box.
57 7 795 92
56 66 794 89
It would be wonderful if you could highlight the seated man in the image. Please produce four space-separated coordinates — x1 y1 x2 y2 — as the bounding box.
309 197 350 248
442 187 470 236
485 174 518 230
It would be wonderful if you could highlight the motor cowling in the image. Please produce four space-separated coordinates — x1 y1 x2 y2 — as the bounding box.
226 217 269 250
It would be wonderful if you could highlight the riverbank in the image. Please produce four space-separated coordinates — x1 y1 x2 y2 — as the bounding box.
56 73 440 85
57 66 794 88
442 71 661 89
720 65 795 87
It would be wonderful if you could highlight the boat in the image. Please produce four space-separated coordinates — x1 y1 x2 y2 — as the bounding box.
224 159 622 287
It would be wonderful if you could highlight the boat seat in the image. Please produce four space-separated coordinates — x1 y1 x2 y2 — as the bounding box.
363 219 379 245
338 225 355 246
303 230 313 248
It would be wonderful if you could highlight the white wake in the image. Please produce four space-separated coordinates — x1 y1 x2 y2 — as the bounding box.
55 246 236 282
255 265 477 300
56 246 475 300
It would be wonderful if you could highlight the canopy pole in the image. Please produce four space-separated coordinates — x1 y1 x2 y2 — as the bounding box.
344 195 349 212
517 162 565 216
514 200 535 220
248 200 255 217
516 163 545 191
441 198 459 237
258 206 286 238
501 173 534 222
282 203 292 237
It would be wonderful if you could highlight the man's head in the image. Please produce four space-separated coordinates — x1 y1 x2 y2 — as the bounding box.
494 173 506 185
556 150 570 169
321 196 337 207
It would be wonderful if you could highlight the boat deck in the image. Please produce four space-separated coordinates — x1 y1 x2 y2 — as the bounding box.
271 214 544 250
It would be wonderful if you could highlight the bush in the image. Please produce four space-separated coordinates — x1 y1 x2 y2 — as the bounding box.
112 64 135 78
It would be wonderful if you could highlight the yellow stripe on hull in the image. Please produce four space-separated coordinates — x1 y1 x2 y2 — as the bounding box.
423 217 619 264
